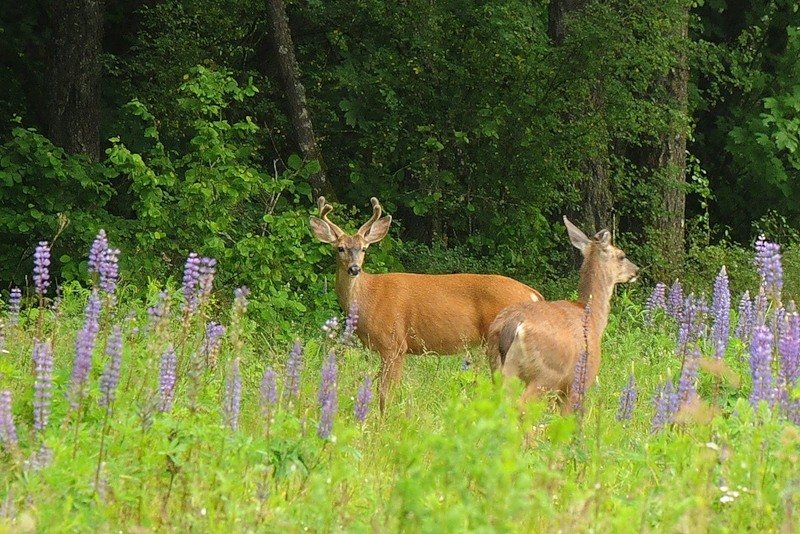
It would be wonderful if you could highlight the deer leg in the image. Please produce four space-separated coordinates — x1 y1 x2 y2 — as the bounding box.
378 344 407 414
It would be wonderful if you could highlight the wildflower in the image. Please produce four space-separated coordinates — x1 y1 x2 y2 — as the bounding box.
322 317 339 339
711 267 731 360
755 235 783 302
181 253 202 316
749 325 774 408
666 280 683 319
651 379 678 433
233 286 250 316
88 229 108 274
317 351 338 439
644 282 667 325
69 290 102 409
753 288 769 327
158 345 178 412
0 390 18 452
99 247 121 297
33 241 51 296
779 310 800 388
202 321 226 368
677 345 700 404
99 325 123 408
260 366 278 420
341 302 359 345
570 301 591 412
25 445 53 472
616 374 637 422
677 294 706 357
284 341 303 402
32 340 54 432
224 358 242 431
8 287 21 326
354 375 373 424
735 291 754 343
197 257 217 308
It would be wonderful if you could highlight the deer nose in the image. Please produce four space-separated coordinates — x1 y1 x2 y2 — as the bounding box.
348 265 361 276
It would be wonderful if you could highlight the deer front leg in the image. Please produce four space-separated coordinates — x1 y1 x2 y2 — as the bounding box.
378 342 407 414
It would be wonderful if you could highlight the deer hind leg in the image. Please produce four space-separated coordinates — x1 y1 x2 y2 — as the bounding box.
378 343 407 415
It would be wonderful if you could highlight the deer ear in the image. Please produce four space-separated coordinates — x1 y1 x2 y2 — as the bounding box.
363 215 392 244
564 216 589 254
594 229 611 248
309 217 338 244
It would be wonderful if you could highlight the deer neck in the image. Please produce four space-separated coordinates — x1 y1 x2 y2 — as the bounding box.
577 254 615 337
334 265 368 311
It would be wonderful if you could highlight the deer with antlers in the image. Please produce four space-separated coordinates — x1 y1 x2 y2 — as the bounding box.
310 197 544 412
487 216 639 408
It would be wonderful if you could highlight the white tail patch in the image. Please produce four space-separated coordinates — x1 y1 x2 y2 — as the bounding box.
530 293 540 302
502 324 528 378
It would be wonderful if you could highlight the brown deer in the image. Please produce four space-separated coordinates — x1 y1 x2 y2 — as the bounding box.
487 216 638 408
310 197 544 412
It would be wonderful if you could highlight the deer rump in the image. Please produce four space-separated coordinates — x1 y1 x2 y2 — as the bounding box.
357 272 542 355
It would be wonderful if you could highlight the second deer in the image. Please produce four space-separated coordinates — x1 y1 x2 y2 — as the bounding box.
310 197 544 412
487 216 638 408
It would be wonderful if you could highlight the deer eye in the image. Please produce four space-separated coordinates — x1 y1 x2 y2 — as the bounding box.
338 246 345 252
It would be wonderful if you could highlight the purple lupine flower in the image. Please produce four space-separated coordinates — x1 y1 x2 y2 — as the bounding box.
677 345 700 405
0 390 18 451
735 291 754 343
711 266 731 360
283 340 303 402
146 291 169 332
322 317 339 339
32 340 54 432
99 247 120 296
749 325 774 408
197 257 216 307
755 235 783 302
353 375 373 424
616 374 638 422
779 310 800 388
233 286 250 316
317 351 338 440
25 445 53 472
33 241 51 296
158 345 178 412
88 229 108 274
644 282 667 325
260 366 278 420
651 379 677 433
676 294 706 356
341 303 359 345
224 358 243 431
181 253 202 315
7 287 21 326
570 301 592 412
99 325 124 408
753 288 769 328
202 321 226 368
69 290 102 410
666 280 684 319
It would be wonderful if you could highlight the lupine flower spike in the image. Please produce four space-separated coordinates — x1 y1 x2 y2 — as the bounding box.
651 379 678 433
644 283 667 325
666 279 683 319
570 300 592 413
8 288 21 326
88 229 108 274
159 345 178 413
32 340 54 433
284 341 303 402
711 266 730 360
342 302 359 345
317 351 338 440
224 358 243 431
735 291 754 344
99 325 124 408
755 235 783 303
0 390 18 452
260 366 278 421
69 290 102 410
33 241 51 297
749 325 774 408
354 375 373 424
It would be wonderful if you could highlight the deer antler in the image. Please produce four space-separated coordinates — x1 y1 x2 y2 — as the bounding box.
317 196 345 238
357 197 383 236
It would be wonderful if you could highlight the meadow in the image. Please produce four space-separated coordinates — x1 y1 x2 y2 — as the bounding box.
1 233 799 533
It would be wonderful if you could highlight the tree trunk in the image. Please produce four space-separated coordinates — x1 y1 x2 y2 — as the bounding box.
641 4 690 279
266 0 334 199
549 0 614 233
47 0 104 161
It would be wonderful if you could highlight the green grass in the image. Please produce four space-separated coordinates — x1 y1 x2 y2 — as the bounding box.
0 284 798 532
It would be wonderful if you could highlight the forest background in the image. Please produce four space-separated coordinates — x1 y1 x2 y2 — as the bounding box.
2 0 800 331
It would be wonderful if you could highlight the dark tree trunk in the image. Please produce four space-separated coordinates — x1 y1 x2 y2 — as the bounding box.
640 5 690 279
47 0 104 161
549 0 614 233
266 0 334 200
